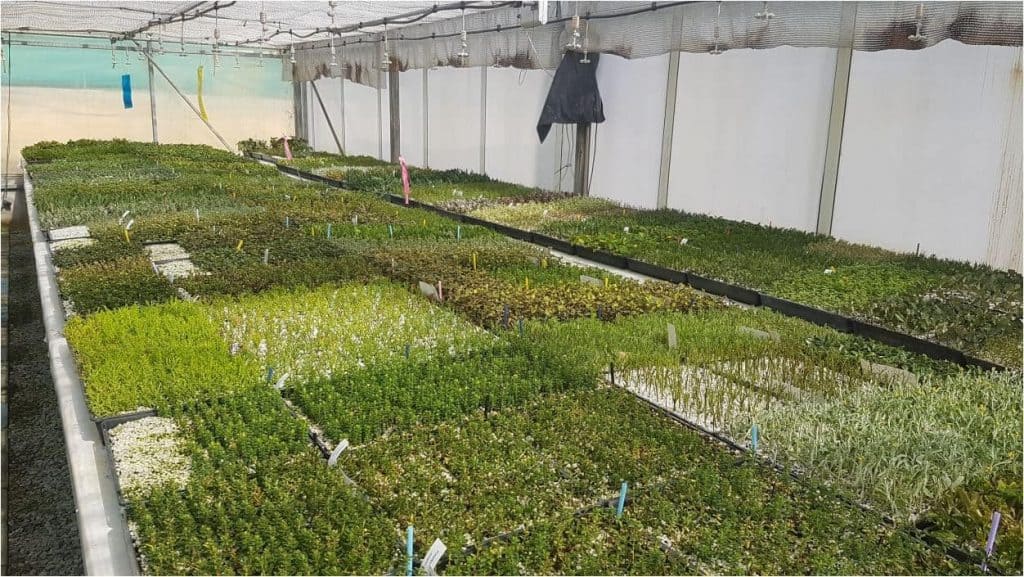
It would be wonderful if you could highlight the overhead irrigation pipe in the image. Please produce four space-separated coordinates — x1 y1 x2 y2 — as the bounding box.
132 40 236 153
309 80 344 155
283 0 697 59
230 1 517 47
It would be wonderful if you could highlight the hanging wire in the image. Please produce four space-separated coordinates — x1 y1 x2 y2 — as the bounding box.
456 7 470 60
710 1 724 55
380 20 391 70
755 1 775 21
566 3 582 51
157 16 165 55
212 4 221 72
329 0 338 69
579 18 591 63
258 2 267 68
110 38 117 68
179 12 187 56
909 3 926 41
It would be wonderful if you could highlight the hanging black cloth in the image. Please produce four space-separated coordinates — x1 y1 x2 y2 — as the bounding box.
536 52 605 143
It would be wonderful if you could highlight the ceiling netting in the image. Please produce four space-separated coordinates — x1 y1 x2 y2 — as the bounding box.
0 1 500 48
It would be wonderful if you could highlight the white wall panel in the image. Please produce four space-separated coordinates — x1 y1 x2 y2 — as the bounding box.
342 77 386 159
308 78 343 154
485 67 573 191
667 47 836 231
399 70 425 167
589 54 668 208
833 43 1022 268
428 67 482 171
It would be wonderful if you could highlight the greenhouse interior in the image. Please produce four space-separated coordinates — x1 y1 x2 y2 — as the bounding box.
0 1 1022 575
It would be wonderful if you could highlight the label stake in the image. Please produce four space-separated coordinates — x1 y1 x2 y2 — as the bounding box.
502 304 510 330
472 252 477 271
616 481 628 518
236 239 244 252
388 224 394 238
266 366 274 383
263 248 269 265
982 511 1002 572
406 526 414 577
404 344 410 359
456 225 461 240
751 424 759 454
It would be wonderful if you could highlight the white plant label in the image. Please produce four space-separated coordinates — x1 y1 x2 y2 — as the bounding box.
119 210 131 225
273 372 290 391
422 538 447 576
263 248 270 265
418 281 439 300
580 275 602 287
125 218 135 230
667 323 678 349
327 439 350 467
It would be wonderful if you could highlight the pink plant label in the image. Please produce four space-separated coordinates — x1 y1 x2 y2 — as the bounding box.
399 155 410 205
283 136 293 160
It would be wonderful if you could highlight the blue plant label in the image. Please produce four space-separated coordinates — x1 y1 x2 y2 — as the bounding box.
616 481 628 517
121 73 133 109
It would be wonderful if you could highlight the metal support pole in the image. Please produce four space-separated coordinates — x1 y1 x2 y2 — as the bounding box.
389 67 401 163
574 122 591 196
293 81 304 140
377 78 384 161
137 45 235 153
423 68 429 168
479 66 487 173
656 51 680 209
310 80 344 154
146 41 158 144
816 2 857 235
339 77 346 152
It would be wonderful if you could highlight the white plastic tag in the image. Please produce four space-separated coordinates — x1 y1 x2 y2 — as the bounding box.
328 439 350 467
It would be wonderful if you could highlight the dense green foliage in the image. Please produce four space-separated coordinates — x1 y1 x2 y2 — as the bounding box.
467 198 1022 367
65 301 260 417
29 139 1022 575
131 388 398 575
